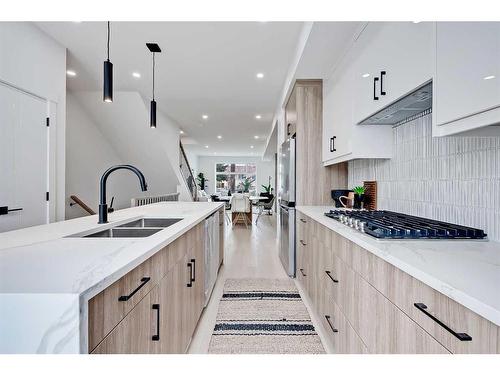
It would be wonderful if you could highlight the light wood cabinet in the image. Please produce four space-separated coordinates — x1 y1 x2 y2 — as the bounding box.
89 220 213 354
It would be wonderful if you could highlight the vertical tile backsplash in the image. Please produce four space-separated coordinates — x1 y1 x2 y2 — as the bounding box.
348 114 500 241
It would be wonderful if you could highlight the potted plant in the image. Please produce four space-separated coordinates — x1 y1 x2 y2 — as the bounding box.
352 186 365 209
196 172 208 191
261 176 274 197
241 177 255 193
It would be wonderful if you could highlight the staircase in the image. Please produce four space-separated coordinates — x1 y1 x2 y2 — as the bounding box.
179 142 198 201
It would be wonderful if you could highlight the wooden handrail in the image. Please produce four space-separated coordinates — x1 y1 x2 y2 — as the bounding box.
70 195 96 215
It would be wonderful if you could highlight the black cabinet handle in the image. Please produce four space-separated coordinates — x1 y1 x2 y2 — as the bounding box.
299 239 307 246
299 268 307 277
373 77 379 100
152 304 160 341
287 123 291 136
325 315 338 333
0 206 23 215
118 277 150 301
414 303 472 341
190 258 196 282
380 71 386 96
300 218 307 223
330 136 336 152
325 270 339 283
187 263 193 287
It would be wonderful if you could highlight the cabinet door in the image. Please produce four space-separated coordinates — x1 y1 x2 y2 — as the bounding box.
91 287 158 354
352 22 433 124
435 22 500 127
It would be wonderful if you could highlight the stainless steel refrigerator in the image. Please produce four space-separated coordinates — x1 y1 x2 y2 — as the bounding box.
278 137 296 277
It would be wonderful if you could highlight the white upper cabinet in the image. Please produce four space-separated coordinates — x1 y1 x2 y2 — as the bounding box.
352 22 434 125
433 22 500 136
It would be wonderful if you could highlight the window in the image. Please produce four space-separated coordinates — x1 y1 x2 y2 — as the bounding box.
215 163 257 194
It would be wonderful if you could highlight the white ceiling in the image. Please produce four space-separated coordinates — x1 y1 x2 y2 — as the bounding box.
37 21 304 157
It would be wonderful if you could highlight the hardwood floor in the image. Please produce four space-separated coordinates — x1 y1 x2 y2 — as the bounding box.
188 214 331 354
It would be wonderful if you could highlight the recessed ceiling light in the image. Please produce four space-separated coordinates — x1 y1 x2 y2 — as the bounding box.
256 73 264 79
213 152 217 155
217 135 222 139
202 114 208 120
132 72 141 78
483 75 496 80
362 73 370 78
254 135 259 139
412 21 421 24
205 145 209 148
66 70 77 77
255 114 262 119
179 130 185 134
250 145 254 149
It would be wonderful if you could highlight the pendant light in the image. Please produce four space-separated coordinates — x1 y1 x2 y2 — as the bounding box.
146 43 161 128
103 21 113 103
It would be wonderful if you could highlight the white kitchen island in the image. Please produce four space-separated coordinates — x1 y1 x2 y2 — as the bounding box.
0 202 224 354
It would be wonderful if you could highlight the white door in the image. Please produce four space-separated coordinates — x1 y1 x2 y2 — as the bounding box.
0 83 48 232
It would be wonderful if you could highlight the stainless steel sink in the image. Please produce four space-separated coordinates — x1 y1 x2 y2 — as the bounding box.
117 218 183 228
83 227 162 238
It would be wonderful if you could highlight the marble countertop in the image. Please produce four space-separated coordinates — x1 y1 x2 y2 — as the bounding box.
297 206 500 326
0 201 224 297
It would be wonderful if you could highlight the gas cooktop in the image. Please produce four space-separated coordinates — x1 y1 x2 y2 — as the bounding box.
324 210 487 240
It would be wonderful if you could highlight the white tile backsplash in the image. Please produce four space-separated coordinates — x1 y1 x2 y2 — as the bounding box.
348 114 500 241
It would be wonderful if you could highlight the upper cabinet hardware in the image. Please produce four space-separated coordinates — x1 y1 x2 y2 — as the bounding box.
325 270 339 283
414 303 472 341
287 123 291 136
325 315 339 333
330 136 337 152
190 258 196 282
299 240 307 246
152 304 160 341
299 268 307 277
0 206 23 216
380 71 386 95
373 77 379 100
187 263 193 287
118 277 151 301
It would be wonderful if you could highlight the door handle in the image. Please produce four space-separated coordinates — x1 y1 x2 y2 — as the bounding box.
380 71 386 95
373 77 379 100
118 277 151 301
325 270 339 283
325 315 338 333
152 304 160 341
187 263 193 287
190 258 196 282
414 303 472 341
0 206 23 215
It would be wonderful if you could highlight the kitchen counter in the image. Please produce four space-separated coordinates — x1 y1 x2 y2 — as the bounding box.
296 206 500 327
0 201 224 353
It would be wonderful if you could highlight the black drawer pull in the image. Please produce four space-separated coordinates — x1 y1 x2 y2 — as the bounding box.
152 304 160 341
325 315 338 333
299 240 307 246
299 268 307 277
325 270 339 283
190 258 196 282
373 77 379 100
300 218 307 223
414 303 472 341
118 277 151 301
187 263 193 287
380 71 386 95
0 206 23 215
331 136 336 152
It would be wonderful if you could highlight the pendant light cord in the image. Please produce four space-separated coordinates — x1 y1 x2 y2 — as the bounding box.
152 52 155 100
107 21 110 61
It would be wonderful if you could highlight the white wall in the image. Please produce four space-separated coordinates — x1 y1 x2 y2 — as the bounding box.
65 93 142 219
197 156 275 195
0 22 66 221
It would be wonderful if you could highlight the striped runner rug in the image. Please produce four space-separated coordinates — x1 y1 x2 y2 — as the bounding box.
208 278 325 354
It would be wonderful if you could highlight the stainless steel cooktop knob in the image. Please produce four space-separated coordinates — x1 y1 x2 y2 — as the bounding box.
359 221 366 232
354 219 361 230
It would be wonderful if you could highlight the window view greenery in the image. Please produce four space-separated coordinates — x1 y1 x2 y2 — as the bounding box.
215 163 257 194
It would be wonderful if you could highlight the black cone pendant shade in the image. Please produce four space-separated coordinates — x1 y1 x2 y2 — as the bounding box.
147 43 161 128
103 22 113 103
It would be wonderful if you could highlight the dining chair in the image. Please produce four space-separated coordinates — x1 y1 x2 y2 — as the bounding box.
255 195 275 224
231 193 251 228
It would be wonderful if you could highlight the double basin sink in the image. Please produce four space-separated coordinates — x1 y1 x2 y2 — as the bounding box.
72 218 183 238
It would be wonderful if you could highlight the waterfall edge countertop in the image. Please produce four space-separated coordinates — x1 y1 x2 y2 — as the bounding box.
297 206 500 327
0 202 224 353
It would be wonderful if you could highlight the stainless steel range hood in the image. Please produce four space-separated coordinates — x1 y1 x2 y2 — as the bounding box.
358 81 432 126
